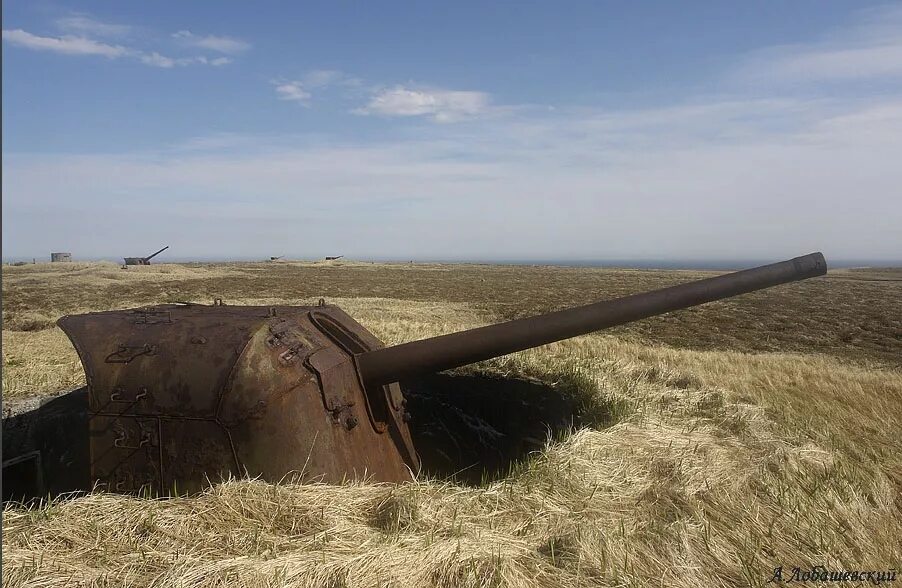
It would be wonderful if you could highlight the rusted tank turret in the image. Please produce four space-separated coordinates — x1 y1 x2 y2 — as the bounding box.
7 253 826 498
124 245 169 266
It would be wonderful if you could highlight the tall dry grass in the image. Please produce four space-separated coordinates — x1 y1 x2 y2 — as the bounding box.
2 263 900 587
2 328 86 400
5 261 900 368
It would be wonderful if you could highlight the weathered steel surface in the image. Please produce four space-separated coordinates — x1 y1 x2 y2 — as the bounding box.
40 252 827 495
58 303 419 494
357 252 827 387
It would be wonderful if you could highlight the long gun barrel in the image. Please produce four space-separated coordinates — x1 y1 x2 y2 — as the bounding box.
33 250 828 494
144 245 169 262
357 252 827 387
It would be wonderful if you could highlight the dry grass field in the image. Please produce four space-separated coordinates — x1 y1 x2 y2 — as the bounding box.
2 260 901 587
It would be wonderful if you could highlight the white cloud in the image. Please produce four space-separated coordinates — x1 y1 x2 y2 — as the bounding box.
273 81 312 103
1 28 127 57
5 96 900 260
736 4 902 83
269 71 364 105
303 69 360 88
172 30 250 54
3 26 238 69
55 15 131 37
269 71 362 104
304 69 345 87
140 52 176 68
140 53 231 68
139 52 202 68
356 86 491 122
759 44 902 82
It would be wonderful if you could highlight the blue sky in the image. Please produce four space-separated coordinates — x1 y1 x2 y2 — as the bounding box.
3 1 901 262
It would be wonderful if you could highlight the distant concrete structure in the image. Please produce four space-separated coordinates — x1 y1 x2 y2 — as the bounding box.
50 252 72 263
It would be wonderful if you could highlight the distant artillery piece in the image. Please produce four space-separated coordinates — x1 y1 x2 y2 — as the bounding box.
325 255 344 261
124 246 169 266
270 256 284 261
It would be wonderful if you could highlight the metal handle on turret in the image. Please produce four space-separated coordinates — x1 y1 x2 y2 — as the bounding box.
356 252 827 387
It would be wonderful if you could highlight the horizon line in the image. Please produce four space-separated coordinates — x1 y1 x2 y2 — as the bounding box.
3 254 901 271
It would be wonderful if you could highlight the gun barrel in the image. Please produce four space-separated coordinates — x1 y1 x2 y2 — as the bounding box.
144 246 170 261
357 252 827 387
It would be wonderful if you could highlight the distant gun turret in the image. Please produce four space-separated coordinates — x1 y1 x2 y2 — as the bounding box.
325 255 344 261
124 245 169 266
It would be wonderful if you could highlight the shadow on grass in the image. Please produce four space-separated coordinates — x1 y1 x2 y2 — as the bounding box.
2 388 90 505
402 371 629 486
2 370 629 501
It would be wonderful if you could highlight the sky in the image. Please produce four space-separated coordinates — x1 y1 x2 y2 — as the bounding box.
3 1 901 263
